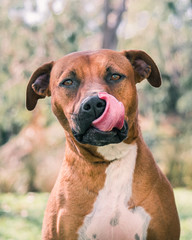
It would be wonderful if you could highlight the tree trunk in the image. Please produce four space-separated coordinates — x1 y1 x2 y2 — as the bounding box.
102 0 128 50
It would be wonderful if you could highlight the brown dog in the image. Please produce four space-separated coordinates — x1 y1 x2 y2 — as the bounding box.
26 49 180 240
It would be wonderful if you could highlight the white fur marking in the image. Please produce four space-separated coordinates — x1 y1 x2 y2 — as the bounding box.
78 143 151 240
97 142 131 161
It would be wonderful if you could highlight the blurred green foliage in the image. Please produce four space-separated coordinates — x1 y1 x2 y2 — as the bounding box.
0 0 192 191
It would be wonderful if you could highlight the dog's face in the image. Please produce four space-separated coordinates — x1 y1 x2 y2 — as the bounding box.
26 50 161 146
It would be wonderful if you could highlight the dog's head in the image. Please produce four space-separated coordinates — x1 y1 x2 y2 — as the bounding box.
26 50 161 146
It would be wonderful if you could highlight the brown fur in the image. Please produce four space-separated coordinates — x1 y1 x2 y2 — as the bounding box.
26 49 180 240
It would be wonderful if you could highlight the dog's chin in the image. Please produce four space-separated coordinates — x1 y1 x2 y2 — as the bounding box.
72 121 128 146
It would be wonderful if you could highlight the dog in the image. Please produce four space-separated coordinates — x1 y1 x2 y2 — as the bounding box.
26 49 180 240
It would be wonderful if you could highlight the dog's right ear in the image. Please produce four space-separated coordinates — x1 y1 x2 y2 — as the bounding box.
26 61 54 111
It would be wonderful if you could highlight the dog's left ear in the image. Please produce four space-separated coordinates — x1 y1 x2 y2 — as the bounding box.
26 61 54 111
123 50 161 87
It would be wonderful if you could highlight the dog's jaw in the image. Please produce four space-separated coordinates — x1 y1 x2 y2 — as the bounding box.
72 121 128 146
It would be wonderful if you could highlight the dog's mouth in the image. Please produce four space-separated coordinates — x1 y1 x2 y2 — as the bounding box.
71 92 128 146
72 121 128 146
72 92 128 146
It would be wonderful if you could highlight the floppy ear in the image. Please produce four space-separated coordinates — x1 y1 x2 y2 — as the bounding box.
123 50 161 87
26 61 54 111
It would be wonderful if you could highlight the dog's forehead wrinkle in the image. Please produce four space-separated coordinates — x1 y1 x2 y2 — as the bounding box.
55 52 127 83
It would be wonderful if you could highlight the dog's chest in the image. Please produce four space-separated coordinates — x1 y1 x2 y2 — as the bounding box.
78 143 151 240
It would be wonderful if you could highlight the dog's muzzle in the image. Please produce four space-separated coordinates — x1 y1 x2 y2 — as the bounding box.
72 93 128 146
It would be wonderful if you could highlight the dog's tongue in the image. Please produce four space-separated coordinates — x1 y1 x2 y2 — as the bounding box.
92 92 125 132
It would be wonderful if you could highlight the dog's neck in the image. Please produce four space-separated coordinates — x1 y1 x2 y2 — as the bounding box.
64 131 109 164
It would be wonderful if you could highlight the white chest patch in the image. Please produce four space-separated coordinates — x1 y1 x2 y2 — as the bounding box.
97 142 131 161
78 143 151 240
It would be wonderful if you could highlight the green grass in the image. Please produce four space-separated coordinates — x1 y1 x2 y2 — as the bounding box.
0 189 191 239
174 189 192 240
0 193 49 240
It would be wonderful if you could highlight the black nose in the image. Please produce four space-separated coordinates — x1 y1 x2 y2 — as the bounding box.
81 95 106 119
76 95 106 134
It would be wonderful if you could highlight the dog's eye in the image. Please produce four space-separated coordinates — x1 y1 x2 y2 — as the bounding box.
110 74 121 81
60 79 73 86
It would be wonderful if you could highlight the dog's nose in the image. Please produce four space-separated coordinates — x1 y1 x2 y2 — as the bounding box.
76 95 106 134
81 95 106 119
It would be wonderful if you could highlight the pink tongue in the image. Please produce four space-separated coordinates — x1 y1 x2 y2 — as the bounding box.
92 92 125 132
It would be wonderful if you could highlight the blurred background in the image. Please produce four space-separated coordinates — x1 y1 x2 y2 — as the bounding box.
0 0 191 239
